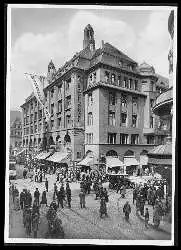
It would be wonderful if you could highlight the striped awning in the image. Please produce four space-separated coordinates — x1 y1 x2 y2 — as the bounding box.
36 152 45 160
39 152 52 160
47 152 70 163
124 157 139 166
148 157 172 166
77 156 94 166
106 157 124 168
140 155 148 165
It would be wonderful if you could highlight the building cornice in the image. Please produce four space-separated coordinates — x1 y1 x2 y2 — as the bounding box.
83 81 147 97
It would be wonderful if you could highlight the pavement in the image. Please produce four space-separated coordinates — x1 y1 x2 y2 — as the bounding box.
136 203 171 235
8 172 172 240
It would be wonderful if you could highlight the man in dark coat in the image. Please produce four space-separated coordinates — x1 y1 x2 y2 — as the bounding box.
100 196 108 218
23 168 27 179
79 189 86 208
20 190 25 210
40 191 48 207
45 178 48 192
57 185 65 208
123 201 131 221
34 188 40 206
53 183 58 200
25 207 32 235
66 183 71 208
27 190 32 208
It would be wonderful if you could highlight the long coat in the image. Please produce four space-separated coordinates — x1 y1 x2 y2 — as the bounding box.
99 198 107 214
32 213 39 232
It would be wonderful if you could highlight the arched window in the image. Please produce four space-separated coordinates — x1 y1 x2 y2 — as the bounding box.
64 133 71 143
124 150 134 157
85 150 93 156
140 150 148 155
106 150 118 157
49 136 55 145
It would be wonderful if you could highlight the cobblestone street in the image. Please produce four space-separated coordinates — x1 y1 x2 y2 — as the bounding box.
9 173 171 240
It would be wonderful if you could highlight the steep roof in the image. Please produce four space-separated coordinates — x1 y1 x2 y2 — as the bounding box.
101 42 137 64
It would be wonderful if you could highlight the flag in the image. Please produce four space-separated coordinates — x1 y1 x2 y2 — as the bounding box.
25 73 51 122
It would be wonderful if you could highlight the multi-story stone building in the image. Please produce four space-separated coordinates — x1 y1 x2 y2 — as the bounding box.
21 24 169 168
10 116 22 156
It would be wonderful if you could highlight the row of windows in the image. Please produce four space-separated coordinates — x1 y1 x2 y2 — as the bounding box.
11 131 22 136
108 92 138 108
104 71 139 91
107 133 139 145
85 133 140 145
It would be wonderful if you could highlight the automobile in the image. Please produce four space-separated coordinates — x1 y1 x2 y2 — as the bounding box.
9 161 17 180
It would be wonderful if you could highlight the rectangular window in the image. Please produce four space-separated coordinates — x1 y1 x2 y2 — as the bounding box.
51 104 54 115
51 120 54 130
125 78 129 88
86 133 93 144
132 96 138 114
108 111 116 126
39 110 42 120
129 79 133 89
120 134 128 144
111 73 116 83
121 94 127 108
107 133 116 144
131 134 139 144
150 99 154 108
51 89 54 98
135 80 138 91
35 125 37 133
105 71 110 82
123 78 126 88
147 135 154 144
34 112 37 121
88 93 93 105
132 114 137 128
150 116 154 128
30 126 33 134
118 75 122 86
88 112 93 126
66 115 71 127
109 92 116 105
30 114 33 123
58 85 62 96
58 117 61 127
120 113 127 126
66 95 71 109
58 100 62 113
77 152 81 159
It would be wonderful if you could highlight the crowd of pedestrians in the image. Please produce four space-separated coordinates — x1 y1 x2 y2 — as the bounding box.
9 160 171 238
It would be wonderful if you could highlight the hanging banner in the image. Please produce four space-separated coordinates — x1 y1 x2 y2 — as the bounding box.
24 73 51 121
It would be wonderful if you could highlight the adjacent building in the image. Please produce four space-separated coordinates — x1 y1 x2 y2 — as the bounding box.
21 24 169 169
10 114 22 156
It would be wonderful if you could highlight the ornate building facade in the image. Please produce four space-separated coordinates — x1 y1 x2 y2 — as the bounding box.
21 24 169 166
10 116 22 156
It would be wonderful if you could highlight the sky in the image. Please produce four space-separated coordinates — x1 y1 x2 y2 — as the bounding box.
9 5 173 111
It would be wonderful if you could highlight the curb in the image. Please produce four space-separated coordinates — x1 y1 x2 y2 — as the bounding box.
136 210 171 235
